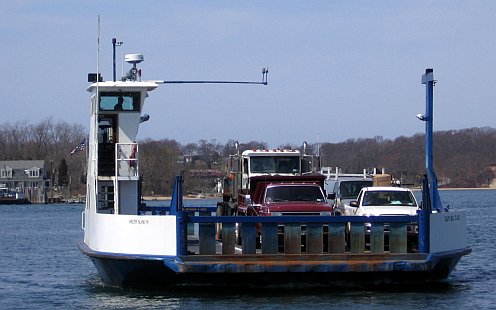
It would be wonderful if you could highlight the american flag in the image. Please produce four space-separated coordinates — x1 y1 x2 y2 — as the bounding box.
70 139 86 156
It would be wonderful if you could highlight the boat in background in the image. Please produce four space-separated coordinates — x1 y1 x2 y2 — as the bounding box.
78 41 469 288
0 188 30 205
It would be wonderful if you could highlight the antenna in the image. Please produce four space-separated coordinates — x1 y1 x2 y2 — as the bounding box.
112 38 123 82
122 54 144 81
87 17 103 83
155 66 269 85
118 51 268 86
97 16 100 82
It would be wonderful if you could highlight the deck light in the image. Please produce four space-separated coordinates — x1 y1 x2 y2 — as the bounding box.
416 114 430 121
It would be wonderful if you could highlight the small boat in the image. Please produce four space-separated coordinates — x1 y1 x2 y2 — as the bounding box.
78 45 469 288
0 188 30 205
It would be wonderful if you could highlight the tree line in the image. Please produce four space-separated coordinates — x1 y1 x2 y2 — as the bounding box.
319 127 496 188
1 118 495 197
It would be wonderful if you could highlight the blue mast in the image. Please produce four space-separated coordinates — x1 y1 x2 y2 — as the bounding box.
420 68 443 213
418 68 445 253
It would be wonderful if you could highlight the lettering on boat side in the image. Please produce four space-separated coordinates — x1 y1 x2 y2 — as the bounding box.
129 219 150 225
444 214 461 222
183 207 213 212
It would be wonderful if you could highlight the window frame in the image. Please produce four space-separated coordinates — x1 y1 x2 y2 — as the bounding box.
98 91 141 112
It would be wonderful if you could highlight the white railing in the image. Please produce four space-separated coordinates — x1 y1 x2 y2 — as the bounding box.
115 143 139 178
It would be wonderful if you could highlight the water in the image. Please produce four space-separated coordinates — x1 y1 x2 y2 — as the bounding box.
0 190 494 309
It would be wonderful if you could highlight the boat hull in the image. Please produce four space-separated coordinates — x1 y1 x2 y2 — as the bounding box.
0 198 30 205
79 241 470 288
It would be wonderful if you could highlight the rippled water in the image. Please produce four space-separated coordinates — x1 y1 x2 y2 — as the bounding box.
0 190 494 309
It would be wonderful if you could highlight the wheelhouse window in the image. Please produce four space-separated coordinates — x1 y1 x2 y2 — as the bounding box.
99 92 141 112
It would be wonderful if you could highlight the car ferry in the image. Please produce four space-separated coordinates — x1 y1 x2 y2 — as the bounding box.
78 48 470 288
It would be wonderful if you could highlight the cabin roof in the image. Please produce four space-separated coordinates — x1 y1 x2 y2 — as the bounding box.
87 81 159 92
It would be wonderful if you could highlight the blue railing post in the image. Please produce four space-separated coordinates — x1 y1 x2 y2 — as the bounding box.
170 174 186 256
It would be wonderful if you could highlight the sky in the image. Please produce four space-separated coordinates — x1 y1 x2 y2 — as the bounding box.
1 1 495 148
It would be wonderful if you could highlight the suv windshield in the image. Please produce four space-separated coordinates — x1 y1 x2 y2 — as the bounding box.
362 191 416 207
265 185 325 203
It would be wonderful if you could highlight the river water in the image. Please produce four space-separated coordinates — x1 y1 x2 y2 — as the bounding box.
0 189 494 309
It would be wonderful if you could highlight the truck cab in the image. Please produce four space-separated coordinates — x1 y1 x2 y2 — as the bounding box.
217 146 321 217
237 174 333 217
235 174 333 246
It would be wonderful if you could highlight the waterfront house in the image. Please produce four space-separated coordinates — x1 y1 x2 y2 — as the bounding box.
0 160 50 203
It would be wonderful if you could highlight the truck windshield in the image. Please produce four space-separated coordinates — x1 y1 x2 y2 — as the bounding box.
362 191 417 207
265 185 325 202
339 180 373 199
250 156 300 174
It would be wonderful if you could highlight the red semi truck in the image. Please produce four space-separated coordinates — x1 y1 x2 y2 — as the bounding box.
235 174 335 247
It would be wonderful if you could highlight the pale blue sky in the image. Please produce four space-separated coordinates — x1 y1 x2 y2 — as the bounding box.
1 1 495 147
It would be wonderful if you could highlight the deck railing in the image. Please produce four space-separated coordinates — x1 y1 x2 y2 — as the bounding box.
115 142 139 178
174 207 419 256
142 204 419 256
146 176 422 257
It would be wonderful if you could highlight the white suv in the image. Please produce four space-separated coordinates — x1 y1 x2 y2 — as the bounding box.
350 186 419 216
350 186 420 252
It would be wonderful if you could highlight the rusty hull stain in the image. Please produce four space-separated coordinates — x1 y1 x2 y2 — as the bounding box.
167 253 431 273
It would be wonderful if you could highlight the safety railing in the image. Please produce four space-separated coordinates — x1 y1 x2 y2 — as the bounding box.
115 142 139 178
177 210 419 256
158 176 422 257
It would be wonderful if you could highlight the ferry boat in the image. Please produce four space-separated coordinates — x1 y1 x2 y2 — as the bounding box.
78 49 470 288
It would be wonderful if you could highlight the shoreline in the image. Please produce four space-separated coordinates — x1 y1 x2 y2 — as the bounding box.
143 194 222 201
142 187 496 201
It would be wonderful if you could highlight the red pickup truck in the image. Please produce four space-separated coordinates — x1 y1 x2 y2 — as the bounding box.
236 175 335 246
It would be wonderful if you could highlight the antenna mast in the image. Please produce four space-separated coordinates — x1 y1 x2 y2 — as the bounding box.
155 67 269 85
112 38 123 82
